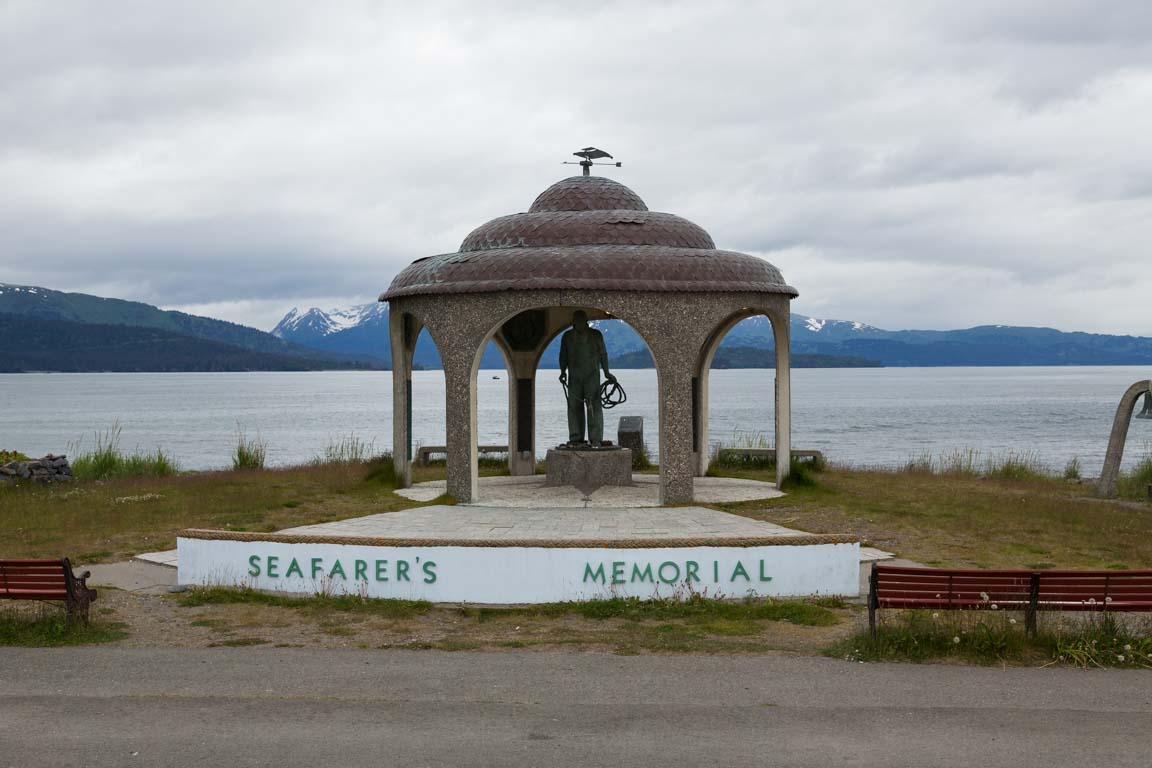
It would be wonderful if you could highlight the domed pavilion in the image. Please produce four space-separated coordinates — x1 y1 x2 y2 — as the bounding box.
381 169 798 504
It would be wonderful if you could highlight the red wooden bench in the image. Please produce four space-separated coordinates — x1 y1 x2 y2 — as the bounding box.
0 558 98 624
869 564 1152 637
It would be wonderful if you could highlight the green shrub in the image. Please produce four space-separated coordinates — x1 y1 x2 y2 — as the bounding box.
0 450 31 463
232 427 266 470
70 424 179 480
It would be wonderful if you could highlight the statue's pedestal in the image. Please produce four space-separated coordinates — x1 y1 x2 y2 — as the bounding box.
545 447 632 491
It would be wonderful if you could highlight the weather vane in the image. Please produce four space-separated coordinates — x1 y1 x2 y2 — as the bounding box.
563 147 622 176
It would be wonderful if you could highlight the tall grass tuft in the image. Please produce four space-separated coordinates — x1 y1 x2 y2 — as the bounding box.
316 433 373 465
983 450 1049 481
1116 450 1152 500
902 451 934 474
70 424 179 480
363 454 398 488
232 426 266 471
900 447 1051 481
1063 456 1082 481
938 448 981 477
707 430 775 473
631 441 653 471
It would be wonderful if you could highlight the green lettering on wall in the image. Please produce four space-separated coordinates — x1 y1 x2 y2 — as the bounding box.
422 561 437 584
267 556 279 578
658 561 681 584
758 560 773 583
731 561 750 581
375 560 389 581
311 558 324 578
685 561 700 582
354 560 368 581
630 563 654 583
285 558 303 578
397 560 410 582
247 555 261 577
611 561 626 585
329 560 346 579
584 563 607 584
713 560 719 582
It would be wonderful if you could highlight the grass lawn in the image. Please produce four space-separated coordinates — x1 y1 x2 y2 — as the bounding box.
2 456 1149 569
0 457 510 562
707 466 1152 570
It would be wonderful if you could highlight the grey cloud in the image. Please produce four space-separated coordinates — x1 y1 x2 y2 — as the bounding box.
1 1 1151 334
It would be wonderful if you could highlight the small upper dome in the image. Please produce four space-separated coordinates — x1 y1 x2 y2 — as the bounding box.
528 176 648 213
382 174 797 300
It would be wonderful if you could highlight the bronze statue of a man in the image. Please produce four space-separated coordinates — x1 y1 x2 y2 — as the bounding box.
558 310 616 447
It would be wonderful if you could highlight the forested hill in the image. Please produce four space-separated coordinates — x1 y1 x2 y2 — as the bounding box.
0 283 382 369
0 314 372 372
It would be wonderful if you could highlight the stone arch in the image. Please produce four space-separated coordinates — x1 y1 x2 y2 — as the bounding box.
388 289 793 504
1097 379 1152 498
474 303 662 483
693 306 792 486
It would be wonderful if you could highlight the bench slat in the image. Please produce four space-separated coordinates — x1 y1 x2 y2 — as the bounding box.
0 589 71 599
877 578 1033 591
1 578 67 587
870 565 1152 638
0 564 68 571
0 561 67 568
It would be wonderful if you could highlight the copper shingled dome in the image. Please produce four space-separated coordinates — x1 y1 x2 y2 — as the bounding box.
382 175 797 299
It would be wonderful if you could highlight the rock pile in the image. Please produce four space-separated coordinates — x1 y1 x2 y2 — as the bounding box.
0 454 73 482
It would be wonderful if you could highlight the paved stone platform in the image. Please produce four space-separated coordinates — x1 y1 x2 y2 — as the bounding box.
274 505 806 542
394 474 784 507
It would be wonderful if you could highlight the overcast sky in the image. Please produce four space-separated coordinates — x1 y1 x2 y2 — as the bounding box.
2 1 1151 334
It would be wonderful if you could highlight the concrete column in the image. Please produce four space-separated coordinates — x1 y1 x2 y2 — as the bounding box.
504 348 537 476
1098 379 1152 498
773 314 792 486
389 308 412 488
655 350 695 503
693 373 707 476
442 345 479 503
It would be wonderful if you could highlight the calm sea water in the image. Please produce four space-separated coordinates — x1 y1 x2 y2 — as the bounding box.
2 368 1150 474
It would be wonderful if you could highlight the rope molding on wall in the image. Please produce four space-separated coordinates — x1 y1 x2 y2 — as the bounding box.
179 528 858 549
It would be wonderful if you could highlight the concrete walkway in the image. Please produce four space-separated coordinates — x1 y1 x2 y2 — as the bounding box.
2 648 1148 767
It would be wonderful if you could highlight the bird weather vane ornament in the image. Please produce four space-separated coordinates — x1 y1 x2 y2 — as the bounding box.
563 147 622 176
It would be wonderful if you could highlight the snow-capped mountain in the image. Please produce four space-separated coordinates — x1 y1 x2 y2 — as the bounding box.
271 303 388 345
271 302 393 360
268 302 1152 368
